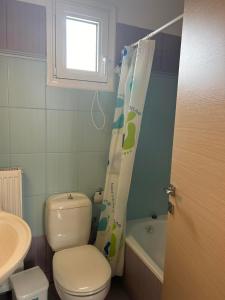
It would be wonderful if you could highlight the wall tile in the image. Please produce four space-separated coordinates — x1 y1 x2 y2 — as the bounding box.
127 73 178 219
10 108 45 153
0 154 10 168
46 86 81 111
11 153 45 197
116 23 181 74
23 194 46 236
0 107 9 153
0 55 8 106
77 111 113 152
0 0 7 50
77 151 108 193
77 90 116 113
98 91 116 114
8 57 45 108
161 34 181 74
47 110 78 153
46 153 78 194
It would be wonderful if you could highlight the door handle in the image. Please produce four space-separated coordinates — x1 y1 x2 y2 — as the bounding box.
164 184 176 197
164 184 176 215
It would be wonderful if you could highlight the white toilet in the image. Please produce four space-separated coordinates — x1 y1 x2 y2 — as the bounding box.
45 193 111 300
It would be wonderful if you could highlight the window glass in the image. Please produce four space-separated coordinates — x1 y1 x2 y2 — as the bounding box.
66 17 98 72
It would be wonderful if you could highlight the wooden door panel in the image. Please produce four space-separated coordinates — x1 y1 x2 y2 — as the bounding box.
162 0 225 299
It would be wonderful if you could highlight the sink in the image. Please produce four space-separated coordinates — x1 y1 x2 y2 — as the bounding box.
0 211 31 284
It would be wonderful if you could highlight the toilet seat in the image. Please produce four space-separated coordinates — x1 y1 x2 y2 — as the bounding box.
53 245 111 297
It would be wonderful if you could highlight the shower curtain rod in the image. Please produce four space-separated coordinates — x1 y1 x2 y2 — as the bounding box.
130 14 183 48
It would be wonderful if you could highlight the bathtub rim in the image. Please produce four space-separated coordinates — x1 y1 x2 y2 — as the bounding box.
125 215 167 283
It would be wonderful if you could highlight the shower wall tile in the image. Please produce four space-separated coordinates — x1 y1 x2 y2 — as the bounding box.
46 153 78 195
0 107 10 153
11 153 45 197
77 111 113 152
161 34 181 74
0 55 8 106
47 110 78 153
8 57 45 108
98 91 117 114
46 86 80 111
128 73 178 219
10 108 45 154
77 151 108 192
0 154 10 168
116 23 181 74
77 90 116 113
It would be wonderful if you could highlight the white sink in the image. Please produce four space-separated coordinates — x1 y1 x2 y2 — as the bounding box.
0 211 31 284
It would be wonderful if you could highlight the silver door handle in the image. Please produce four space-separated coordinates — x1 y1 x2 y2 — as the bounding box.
164 184 176 197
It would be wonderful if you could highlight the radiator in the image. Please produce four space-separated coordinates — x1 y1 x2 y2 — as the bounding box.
0 168 22 217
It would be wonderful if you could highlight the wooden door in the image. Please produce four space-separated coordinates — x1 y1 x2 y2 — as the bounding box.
162 0 225 299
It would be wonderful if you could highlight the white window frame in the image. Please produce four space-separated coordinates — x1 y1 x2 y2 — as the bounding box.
47 0 116 91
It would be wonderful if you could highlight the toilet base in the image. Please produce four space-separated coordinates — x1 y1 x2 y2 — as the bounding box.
54 279 110 300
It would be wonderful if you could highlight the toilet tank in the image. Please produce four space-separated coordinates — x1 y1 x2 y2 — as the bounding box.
45 193 92 251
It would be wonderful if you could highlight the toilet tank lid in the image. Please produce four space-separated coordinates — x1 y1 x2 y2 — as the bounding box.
46 193 91 210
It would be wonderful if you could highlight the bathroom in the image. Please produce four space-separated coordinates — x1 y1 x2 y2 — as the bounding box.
0 0 224 299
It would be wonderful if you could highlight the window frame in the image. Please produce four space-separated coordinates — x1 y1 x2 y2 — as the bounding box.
47 0 116 91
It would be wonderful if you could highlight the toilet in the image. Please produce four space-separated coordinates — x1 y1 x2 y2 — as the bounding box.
45 193 111 300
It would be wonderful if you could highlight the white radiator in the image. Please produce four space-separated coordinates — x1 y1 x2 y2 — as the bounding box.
0 168 22 217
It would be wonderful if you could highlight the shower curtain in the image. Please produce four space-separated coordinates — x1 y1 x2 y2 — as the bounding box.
95 40 155 276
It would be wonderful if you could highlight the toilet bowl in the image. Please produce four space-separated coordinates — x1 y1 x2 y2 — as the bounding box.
53 245 111 300
45 193 111 300
54 277 110 300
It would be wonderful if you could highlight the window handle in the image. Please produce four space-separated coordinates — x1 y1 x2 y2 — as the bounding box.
102 57 106 75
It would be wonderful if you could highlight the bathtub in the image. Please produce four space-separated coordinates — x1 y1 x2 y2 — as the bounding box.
124 215 167 300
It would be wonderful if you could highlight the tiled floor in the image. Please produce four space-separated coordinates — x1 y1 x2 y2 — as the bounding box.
0 277 130 300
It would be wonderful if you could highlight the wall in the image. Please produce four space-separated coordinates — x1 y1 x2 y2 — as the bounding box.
115 24 180 220
17 0 184 36
0 54 115 236
127 73 178 219
97 0 184 36
0 0 181 280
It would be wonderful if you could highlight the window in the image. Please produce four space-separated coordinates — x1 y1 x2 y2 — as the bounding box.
47 0 116 91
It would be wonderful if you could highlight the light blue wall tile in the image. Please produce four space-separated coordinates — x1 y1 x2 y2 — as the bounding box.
8 57 45 108
46 86 82 111
98 91 116 113
77 90 116 113
77 152 108 193
0 55 115 237
47 153 78 194
0 155 10 168
23 194 46 236
0 55 8 106
47 110 78 153
10 108 45 153
127 73 178 219
77 112 113 152
0 108 9 154
11 154 45 197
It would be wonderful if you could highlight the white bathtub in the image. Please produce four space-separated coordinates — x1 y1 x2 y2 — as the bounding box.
126 215 167 283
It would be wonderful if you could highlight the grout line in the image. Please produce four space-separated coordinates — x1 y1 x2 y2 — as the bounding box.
10 150 108 155
6 57 12 168
0 105 114 113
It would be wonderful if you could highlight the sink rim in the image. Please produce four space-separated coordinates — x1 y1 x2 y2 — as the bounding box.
0 211 31 284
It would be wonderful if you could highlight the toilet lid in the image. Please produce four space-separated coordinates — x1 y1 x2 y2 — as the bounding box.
53 245 111 295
